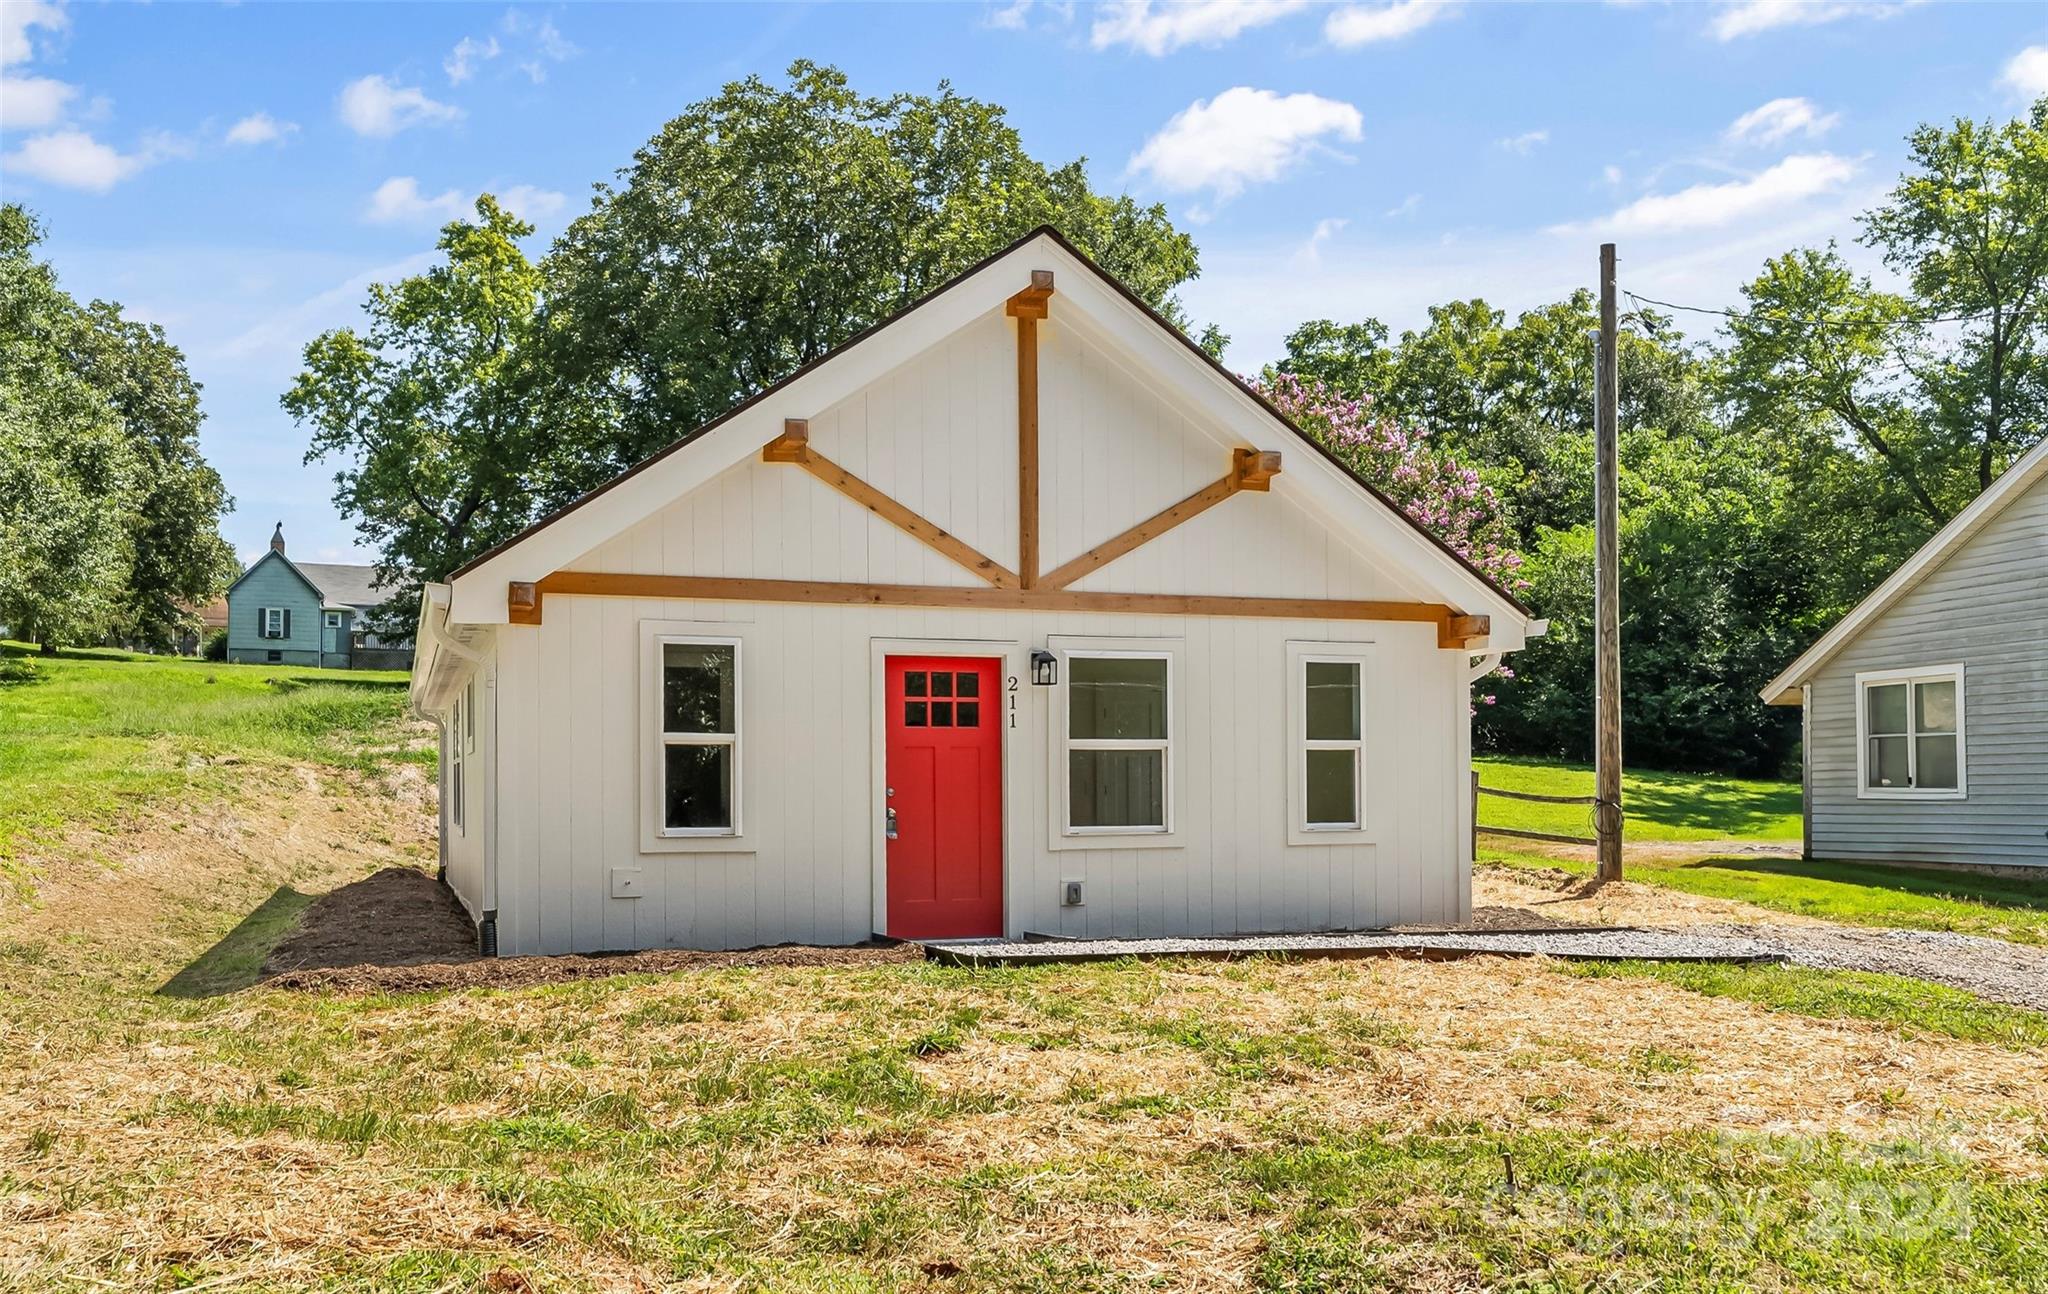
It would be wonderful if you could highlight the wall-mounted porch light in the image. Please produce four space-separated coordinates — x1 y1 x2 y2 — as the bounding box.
1030 649 1058 687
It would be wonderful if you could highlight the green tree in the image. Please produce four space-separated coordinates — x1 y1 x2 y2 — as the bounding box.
0 206 138 652
285 196 548 636
539 61 1202 490
73 304 238 650
1728 101 2048 529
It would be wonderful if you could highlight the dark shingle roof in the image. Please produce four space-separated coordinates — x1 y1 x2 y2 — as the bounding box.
294 562 391 610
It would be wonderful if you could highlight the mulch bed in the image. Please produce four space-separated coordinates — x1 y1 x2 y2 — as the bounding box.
260 866 918 994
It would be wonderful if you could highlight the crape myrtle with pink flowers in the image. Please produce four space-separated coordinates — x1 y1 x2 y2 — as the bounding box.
1259 371 1522 708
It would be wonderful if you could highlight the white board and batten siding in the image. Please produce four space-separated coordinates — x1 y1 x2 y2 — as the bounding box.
480 310 1471 955
1802 474 2048 868
417 230 1528 955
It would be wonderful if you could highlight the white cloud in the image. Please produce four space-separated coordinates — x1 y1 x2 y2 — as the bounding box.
445 34 499 84
986 0 1034 29
1385 192 1421 218
0 73 74 129
2 0 66 67
3 127 149 192
225 111 298 146
1091 0 1309 56
1129 87 1363 202
1707 1 1912 42
364 176 470 225
337 74 462 138
1295 216 1348 264
2001 46 2048 99
1324 0 1457 48
1724 96 1838 146
498 184 567 222
499 11 577 81
1497 128 1549 155
1558 153 1856 235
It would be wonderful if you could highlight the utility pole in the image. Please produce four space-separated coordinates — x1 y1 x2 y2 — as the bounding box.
1594 243 1624 882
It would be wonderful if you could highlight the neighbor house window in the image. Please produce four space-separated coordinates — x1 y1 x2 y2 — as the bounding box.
1065 652 1170 832
1857 665 1964 798
262 606 288 639
658 638 740 835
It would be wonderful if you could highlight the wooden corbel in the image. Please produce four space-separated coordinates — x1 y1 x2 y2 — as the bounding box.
1004 269 1055 319
508 581 542 625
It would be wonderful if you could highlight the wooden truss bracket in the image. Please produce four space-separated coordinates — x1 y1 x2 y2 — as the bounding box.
1036 449 1283 591
762 418 1018 588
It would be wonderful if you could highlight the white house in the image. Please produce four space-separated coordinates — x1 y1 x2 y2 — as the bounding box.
1761 433 2048 871
410 228 1537 956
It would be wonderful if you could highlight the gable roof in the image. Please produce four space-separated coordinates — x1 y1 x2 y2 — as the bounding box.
444 226 1531 630
227 551 391 612
1761 433 2048 705
294 562 390 610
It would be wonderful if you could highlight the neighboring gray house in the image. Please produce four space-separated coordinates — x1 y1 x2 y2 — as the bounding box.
225 525 413 670
1762 436 2048 871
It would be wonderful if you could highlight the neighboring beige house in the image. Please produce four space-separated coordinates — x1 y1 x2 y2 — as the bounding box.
1762 434 2048 871
410 228 1538 956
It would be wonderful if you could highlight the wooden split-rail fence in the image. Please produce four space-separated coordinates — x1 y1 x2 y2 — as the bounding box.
1470 770 1600 853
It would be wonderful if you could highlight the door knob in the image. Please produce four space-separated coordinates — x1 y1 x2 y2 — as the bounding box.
885 805 899 840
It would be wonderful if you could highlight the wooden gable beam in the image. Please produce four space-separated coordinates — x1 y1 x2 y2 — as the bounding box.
1007 270 1054 588
762 419 1018 588
1439 614 1490 649
1038 448 1283 592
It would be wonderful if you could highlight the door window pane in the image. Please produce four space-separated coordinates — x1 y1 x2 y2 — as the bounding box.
932 702 953 727
1914 680 1956 733
932 672 953 697
904 671 927 697
1306 662 1361 741
1306 749 1358 827
1069 657 1167 740
904 702 927 727
664 745 732 830
957 702 980 727
1915 734 1958 789
1865 682 1907 736
1069 749 1165 828
955 671 979 697
664 644 735 735
1868 735 1909 789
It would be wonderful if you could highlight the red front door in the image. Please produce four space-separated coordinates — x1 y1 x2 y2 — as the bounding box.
885 656 1003 939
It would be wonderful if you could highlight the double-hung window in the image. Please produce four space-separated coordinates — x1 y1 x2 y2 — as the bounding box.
1857 665 1964 798
262 606 287 639
1065 651 1171 833
450 689 466 833
1288 642 1371 842
658 638 741 835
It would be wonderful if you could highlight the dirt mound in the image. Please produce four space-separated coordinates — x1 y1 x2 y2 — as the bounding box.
263 865 480 975
266 938 922 994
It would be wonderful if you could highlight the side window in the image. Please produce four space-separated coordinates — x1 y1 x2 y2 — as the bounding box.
1302 659 1364 830
657 639 740 835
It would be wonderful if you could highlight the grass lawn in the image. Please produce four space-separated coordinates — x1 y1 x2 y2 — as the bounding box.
3 663 2047 1288
1473 754 1802 842
0 642 422 884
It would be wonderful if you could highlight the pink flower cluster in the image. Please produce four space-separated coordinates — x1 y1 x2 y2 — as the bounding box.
1257 371 1527 593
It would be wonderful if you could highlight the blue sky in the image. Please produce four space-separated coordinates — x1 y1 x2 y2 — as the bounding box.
4 1 2044 566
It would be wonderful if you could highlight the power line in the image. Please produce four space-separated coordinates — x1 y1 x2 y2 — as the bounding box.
1623 289 2000 330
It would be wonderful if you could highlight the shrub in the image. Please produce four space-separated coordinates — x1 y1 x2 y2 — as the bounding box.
202 628 228 662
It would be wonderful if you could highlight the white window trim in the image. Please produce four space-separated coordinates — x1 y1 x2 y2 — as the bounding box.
639 620 754 853
1048 636 1184 850
1854 663 1966 801
1287 641 1374 844
263 606 285 639
449 690 466 836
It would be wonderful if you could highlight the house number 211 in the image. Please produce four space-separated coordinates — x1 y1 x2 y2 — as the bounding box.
1007 675 1019 728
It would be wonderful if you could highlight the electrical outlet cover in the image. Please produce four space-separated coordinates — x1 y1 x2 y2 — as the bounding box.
611 868 645 899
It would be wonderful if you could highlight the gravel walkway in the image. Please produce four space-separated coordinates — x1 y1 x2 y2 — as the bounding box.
923 928 1785 968
1702 922 2048 1013
926 924 2048 1013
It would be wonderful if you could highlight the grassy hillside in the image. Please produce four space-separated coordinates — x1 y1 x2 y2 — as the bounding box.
0 643 422 883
